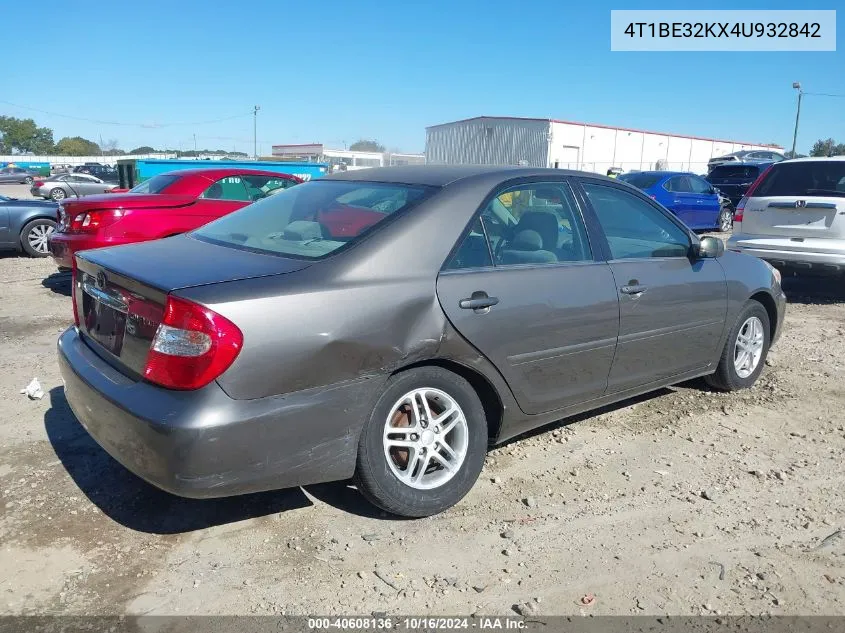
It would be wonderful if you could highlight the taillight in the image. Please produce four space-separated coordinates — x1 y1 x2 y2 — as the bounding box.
33 180 44 188
68 209 124 233
143 296 243 390
71 258 80 327
735 165 773 223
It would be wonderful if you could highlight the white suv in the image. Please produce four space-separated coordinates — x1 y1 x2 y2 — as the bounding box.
728 157 845 275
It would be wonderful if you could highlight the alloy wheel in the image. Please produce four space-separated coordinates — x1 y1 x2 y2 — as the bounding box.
28 224 54 255
734 316 764 378
383 388 469 490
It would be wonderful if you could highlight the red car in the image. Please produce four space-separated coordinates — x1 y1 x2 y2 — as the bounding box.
48 168 301 269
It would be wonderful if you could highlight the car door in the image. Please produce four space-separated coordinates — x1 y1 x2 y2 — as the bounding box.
436 179 620 415
578 180 727 393
688 175 721 228
193 175 253 224
0 169 17 183
663 176 699 227
0 199 11 245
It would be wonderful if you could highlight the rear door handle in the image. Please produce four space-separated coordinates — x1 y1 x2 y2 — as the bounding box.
459 292 499 311
620 285 647 295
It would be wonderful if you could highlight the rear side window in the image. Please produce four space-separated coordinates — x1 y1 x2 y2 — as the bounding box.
708 165 760 180
193 180 434 260
201 176 251 201
754 162 845 198
130 174 180 194
618 173 662 189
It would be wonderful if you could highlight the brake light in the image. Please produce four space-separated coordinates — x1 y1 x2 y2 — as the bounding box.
33 180 44 188
143 296 243 390
71 258 80 327
734 165 773 223
68 209 124 233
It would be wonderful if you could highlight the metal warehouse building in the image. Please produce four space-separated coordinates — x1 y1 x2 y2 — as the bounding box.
425 116 782 176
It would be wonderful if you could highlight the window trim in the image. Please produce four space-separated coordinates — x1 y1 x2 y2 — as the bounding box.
439 176 604 275
572 178 697 263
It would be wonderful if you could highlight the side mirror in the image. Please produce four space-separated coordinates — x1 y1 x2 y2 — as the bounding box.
695 236 725 258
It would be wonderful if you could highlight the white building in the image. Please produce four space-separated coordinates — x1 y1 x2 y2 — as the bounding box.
270 144 424 172
425 116 782 176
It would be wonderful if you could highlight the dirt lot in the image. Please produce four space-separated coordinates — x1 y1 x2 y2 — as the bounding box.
0 182 843 617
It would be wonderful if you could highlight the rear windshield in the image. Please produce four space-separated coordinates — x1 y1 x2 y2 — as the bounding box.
708 165 761 180
618 173 662 189
754 162 845 198
130 174 180 194
192 180 435 260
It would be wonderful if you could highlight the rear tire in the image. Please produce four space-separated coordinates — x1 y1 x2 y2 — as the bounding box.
354 366 488 518
20 218 56 258
50 188 66 201
705 300 770 392
24 176 33 185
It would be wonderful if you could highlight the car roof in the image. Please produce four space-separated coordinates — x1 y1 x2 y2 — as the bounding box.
323 165 595 187
778 156 845 163
621 171 689 178
710 160 773 167
161 168 300 179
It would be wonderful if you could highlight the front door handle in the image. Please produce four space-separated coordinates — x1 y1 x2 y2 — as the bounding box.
459 291 499 311
620 284 647 295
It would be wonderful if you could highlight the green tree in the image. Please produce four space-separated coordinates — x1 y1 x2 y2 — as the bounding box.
129 146 157 154
0 116 55 154
349 139 385 152
55 136 101 156
810 138 845 157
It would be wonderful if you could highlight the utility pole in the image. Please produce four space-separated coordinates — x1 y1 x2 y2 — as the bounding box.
193 133 197 153
791 82 803 158
253 105 261 160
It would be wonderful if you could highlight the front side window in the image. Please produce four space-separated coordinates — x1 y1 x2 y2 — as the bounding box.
582 182 690 260
241 175 297 201
447 182 592 270
193 180 434 260
688 176 713 194
664 176 692 193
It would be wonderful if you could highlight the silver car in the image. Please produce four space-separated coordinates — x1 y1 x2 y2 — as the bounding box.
728 157 845 274
31 173 119 201
708 150 786 170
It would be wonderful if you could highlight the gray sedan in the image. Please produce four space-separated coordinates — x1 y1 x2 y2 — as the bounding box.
0 194 59 256
31 173 118 201
58 166 786 517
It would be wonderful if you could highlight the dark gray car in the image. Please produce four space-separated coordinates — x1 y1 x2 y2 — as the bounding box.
0 194 59 256
0 166 39 184
57 166 786 517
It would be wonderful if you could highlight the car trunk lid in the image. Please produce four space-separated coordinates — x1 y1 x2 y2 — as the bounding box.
57 194 196 232
73 235 311 378
740 160 845 239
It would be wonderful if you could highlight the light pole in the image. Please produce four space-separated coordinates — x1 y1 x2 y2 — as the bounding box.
253 105 261 160
791 82 803 158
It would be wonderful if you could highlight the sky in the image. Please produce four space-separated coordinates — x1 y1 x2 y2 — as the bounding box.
2 0 843 156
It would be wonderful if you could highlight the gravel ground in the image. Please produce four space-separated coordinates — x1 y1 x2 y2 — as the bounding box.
0 182 843 617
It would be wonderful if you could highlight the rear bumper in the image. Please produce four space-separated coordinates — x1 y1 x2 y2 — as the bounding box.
57 327 373 498
49 234 135 269
727 234 845 273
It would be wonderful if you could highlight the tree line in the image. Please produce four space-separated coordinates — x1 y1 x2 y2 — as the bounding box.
0 116 246 157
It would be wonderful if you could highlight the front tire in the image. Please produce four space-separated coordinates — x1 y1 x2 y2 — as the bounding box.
354 366 488 518
20 218 56 257
705 300 770 391
718 206 733 232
